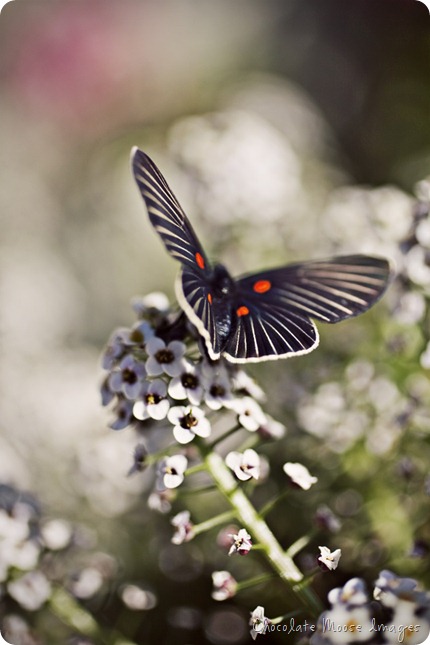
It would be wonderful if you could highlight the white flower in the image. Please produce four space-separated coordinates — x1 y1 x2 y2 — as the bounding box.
258 415 286 440
156 455 188 490
226 397 267 432
228 528 252 556
171 510 194 544
131 292 170 316
226 449 260 481
168 360 203 405
232 369 266 402
249 605 270 640
71 567 104 599
109 353 147 399
168 405 211 444
7 571 51 611
133 379 170 421
319 605 373 643
318 546 342 571
212 571 238 601
405 245 430 287
200 361 233 410
109 398 134 430
40 519 72 550
328 578 368 607
283 462 318 490
145 337 186 377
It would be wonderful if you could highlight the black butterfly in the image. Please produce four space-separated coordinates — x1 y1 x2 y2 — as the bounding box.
131 147 392 364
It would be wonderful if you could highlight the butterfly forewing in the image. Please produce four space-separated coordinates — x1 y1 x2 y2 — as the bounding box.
132 148 210 273
236 255 391 324
176 268 221 359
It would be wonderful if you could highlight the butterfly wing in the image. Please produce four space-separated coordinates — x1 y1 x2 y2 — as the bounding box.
222 255 391 363
132 148 210 273
132 148 220 355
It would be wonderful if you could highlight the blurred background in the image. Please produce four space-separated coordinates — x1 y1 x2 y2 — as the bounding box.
1 0 430 643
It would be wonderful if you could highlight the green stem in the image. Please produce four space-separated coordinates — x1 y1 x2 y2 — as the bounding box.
185 462 208 476
237 572 276 591
49 586 138 645
205 452 323 617
180 484 217 496
207 423 242 449
193 509 236 535
259 489 290 517
286 535 312 559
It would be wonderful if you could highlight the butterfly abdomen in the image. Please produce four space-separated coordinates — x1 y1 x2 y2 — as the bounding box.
210 264 235 347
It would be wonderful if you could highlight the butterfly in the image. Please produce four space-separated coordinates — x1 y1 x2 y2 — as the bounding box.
131 147 392 364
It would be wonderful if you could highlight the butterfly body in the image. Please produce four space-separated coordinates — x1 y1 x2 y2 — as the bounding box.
132 147 392 363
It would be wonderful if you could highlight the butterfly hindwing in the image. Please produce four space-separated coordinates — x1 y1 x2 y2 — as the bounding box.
222 255 391 363
222 297 319 363
236 255 391 323
132 148 210 274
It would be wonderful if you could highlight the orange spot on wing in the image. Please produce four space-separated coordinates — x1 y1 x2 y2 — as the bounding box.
236 306 249 317
253 280 271 293
207 293 212 304
195 252 205 269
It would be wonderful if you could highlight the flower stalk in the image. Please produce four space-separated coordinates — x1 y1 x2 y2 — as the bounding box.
205 452 323 615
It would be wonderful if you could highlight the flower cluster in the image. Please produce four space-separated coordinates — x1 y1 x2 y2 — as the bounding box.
0 483 74 639
311 572 430 645
103 295 271 431
100 293 286 490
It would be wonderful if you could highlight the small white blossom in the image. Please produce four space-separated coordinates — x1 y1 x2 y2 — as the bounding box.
212 571 237 601
232 369 266 402
7 571 51 611
109 355 142 396
328 578 368 607
250 605 270 640
145 337 186 377
109 398 134 430
168 360 203 405
226 396 267 432
226 449 260 481
156 455 188 490
133 379 170 421
131 292 170 316
228 528 252 556
200 361 233 410
71 567 104 599
283 462 318 490
40 519 72 551
168 405 211 444
258 415 286 440
318 546 342 571
317 605 373 643
171 510 194 544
